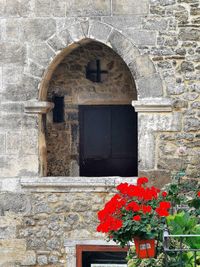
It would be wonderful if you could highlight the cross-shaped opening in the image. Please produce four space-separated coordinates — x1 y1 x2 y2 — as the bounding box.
86 59 108 83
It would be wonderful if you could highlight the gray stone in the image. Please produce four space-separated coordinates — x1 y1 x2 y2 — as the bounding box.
51 0 66 17
46 238 60 250
47 34 66 52
2 65 23 85
28 43 55 67
132 55 156 78
22 19 56 42
0 134 5 154
6 131 21 154
5 19 20 41
2 75 39 101
137 74 163 98
0 43 26 64
108 30 140 64
143 18 168 30
179 28 200 41
37 255 48 266
21 251 37 266
184 117 200 131
102 16 143 30
113 0 149 15
192 102 200 109
180 61 194 72
89 21 112 43
126 29 157 46
0 114 22 130
25 61 45 79
35 0 51 17
49 255 59 264
58 29 73 47
167 84 185 95
66 0 111 16
0 226 16 239
0 193 31 214
183 93 199 101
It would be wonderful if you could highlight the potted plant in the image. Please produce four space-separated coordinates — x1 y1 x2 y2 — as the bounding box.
96 177 171 258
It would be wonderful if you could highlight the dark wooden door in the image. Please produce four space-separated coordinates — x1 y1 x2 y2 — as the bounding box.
79 105 137 177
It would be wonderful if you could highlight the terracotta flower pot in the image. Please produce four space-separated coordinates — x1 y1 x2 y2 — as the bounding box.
134 238 156 258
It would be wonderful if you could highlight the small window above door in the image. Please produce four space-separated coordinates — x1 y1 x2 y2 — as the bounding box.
86 59 108 83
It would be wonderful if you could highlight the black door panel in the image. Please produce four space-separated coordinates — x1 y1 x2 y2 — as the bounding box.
79 105 137 177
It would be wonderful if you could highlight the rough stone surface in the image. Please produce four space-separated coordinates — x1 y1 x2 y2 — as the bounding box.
0 0 200 265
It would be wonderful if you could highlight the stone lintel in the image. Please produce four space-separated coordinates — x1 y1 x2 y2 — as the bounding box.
20 177 137 193
132 98 172 113
24 101 54 114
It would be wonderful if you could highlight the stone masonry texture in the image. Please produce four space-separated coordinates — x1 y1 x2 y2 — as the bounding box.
0 0 200 265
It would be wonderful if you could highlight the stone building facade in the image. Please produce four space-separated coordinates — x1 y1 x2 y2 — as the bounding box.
0 0 200 266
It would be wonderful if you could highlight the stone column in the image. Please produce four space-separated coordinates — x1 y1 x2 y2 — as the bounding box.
25 100 54 176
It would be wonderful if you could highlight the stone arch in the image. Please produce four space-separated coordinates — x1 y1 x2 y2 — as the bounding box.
37 20 163 101
32 20 165 176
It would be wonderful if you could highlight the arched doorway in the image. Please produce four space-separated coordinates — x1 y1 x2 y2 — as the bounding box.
45 41 137 177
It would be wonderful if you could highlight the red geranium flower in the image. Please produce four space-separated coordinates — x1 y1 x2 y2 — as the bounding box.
133 215 141 221
126 201 140 212
159 201 171 209
141 205 152 214
155 208 169 217
197 191 200 198
162 192 168 197
137 177 149 186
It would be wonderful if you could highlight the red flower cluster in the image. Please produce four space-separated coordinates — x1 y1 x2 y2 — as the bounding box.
97 177 171 234
197 191 200 198
155 201 171 217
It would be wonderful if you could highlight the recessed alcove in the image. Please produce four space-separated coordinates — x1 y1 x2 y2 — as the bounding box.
46 41 137 177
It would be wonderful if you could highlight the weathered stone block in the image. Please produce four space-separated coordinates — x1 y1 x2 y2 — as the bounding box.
2 75 39 101
143 18 168 30
0 67 2 92
6 131 21 155
21 251 37 266
66 0 111 16
0 133 5 154
108 30 140 65
0 192 31 214
5 19 20 41
1 102 23 114
25 60 45 79
184 117 200 131
0 225 16 239
37 255 48 265
102 15 143 30
126 29 157 46
47 34 66 52
21 130 38 155
113 0 149 14
4 0 20 17
51 0 66 17
136 74 163 98
0 43 26 64
89 21 112 43
22 19 56 42
179 28 200 41
133 55 156 78
0 114 22 130
2 65 23 85
28 43 55 67
35 0 51 17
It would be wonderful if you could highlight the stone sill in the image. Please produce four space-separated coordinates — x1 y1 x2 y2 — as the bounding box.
20 176 138 193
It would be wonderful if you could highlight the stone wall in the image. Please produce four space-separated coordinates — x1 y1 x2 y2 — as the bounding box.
46 42 136 176
0 0 200 266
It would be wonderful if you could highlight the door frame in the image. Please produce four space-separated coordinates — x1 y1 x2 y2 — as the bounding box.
76 245 128 267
